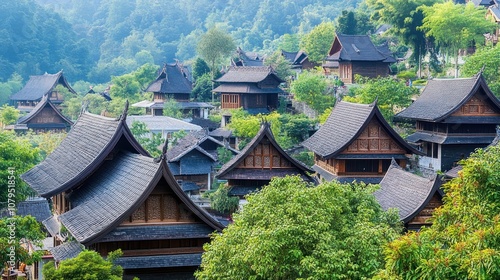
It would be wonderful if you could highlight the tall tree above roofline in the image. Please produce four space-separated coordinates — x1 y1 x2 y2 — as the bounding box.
197 27 236 85
419 1 496 78
299 21 335 64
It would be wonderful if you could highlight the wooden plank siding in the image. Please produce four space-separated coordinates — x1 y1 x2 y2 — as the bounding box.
451 94 500 117
221 94 240 109
407 194 443 227
236 140 293 169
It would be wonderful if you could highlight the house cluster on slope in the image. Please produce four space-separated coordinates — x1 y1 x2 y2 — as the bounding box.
11 32 500 279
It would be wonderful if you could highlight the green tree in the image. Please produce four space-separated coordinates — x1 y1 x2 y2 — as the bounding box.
263 51 294 81
376 144 500 279
197 27 236 81
277 33 300 52
0 105 19 127
129 120 163 157
43 249 123 280
461 45 500 96
216 146 233 165
196 176 401 279
299 21 335 63
290 70 335 114
0 216 46 267
367 0 438 75
343 76 417 121
0 130 40 203
336 10 357 35
192 58 211 81
208 184 239 215
191 73 213 102
163 97 183 119
420 2 496 77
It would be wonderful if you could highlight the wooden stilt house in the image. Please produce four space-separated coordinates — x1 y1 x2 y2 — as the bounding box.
302 100 421 184
216 122 316 197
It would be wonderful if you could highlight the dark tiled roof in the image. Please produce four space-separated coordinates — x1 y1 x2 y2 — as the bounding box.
217 123 314 181
16 199 51 222
490 4 500 20
60 152 160 244
98 224 214 242
302 101 419 159
49 241 83 261
374 162 442 223
212 83 284 94
281 50 308 66
10 71 76 101
22 111 148 198
396 73 500 122
181 181 201 192
229 186 261 196
215 66 284 83
445 165 462 179
327 34 394 62
146 63 192 94
190 118 220 130
17 96 73 125
406 131 495 145
42 216 60 237
115 254 202 269
313 165 383 184
218 168 313 181
209 128 233 138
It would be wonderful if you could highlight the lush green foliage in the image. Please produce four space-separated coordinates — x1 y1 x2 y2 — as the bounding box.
263 51 294 81
0 73 23 106
197 27 236 78
129 120 163 158
196 176 401 279
0 105 19 126
336 10 373 35
208 184 239 215
461 45 500 96
43 249 123 280
344 76 417 121
377 144 500 279
0 216 46 266
191 73 213 102
0 130 40 203
192 58 211 81
216 147 233 165
163 98 183 119
419 2 496 77
290 70 335 114
299 22 335 63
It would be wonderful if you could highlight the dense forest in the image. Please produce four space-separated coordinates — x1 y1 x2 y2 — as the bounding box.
0 0 361 83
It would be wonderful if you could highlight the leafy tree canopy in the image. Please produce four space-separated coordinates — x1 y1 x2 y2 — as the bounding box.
43 249 123 280
344 75 417 121
196 176 401 279
461 45 500 96
0 216 46 266
299 21 335 63
376 143 500 279
290 69 335 114
197 27 236 78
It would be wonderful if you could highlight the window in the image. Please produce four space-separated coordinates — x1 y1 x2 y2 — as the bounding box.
423 142 438 159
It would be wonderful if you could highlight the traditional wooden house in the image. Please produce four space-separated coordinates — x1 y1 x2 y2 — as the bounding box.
395 72 500 172
133 62 213 118
232 47 265 67
167 130 239 192
374 160 444 231
281 50 317 74
22 105 224 279
213 66 284 114
322 33 396 84
302 101 421 184
10 70 76 112
216 123 315 198
487 0 500 44
14 96 73 133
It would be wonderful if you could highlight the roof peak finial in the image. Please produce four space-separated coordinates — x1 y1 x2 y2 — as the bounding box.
154 137 169 163
119 100 129 121
370 97 378 107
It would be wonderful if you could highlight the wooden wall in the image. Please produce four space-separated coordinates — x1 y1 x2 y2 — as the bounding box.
236 137 293 169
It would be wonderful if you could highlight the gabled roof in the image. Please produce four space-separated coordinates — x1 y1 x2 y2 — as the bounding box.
327 33 395 62
302 101 420 159
145 63 192 94
16 96 73 125
215 66 285 83
16 198 51 222
374 161 443 223
395 72 500 122
59 152 224 245
10 70 76 101
212 83 284 94
217 123 314 179
489 2 500 21
49 241 83 261
232 47 265 67
167 130 238 163
22 105 149 198
281 50 309 66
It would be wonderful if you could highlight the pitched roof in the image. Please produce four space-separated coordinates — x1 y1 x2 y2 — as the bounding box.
232 47 265 67
114 254 203 269
217 123 314 180
374 161 443 223
49 241 83 261
215 66 284 83
167 130 238 162
145 63 192 94
212 83 284 94
281 50 308 65
17 96 73 125
327 33 395 62
22 107 149 198
396 73 500 122
126 115 202 132
302 101 420 159
16 198 51 222
189 118 220 131
60 152 224 245
10 71 76 101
